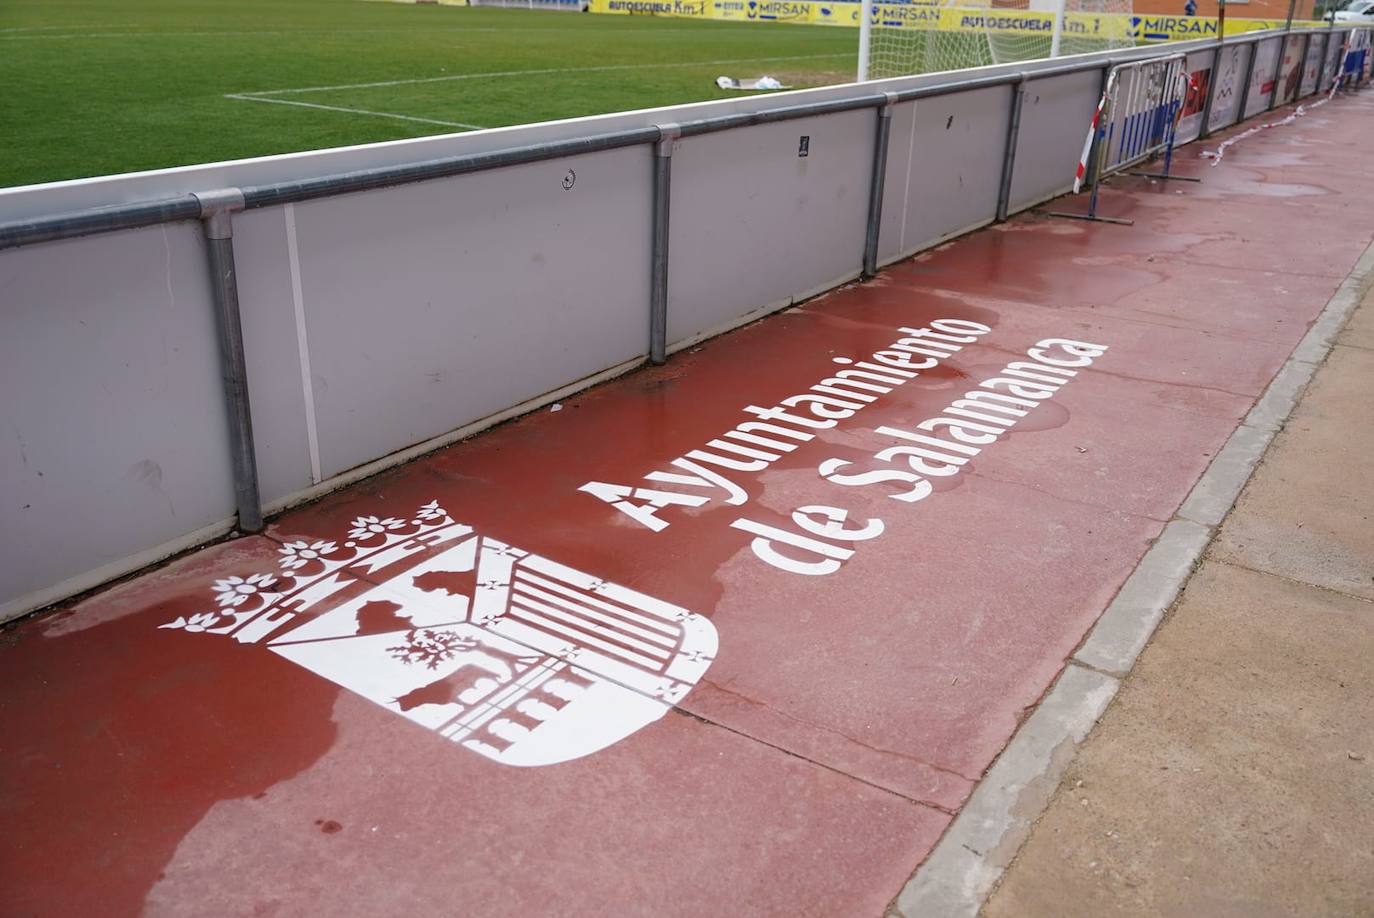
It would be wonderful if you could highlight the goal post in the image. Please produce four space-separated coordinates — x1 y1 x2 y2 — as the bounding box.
858 0 873 81
1050 0 1067 58
857 0 1135 82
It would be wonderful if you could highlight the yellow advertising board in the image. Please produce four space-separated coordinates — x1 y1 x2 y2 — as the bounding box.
585 0 1324 44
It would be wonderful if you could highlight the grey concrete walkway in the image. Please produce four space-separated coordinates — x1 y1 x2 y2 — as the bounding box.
982 288 1374 915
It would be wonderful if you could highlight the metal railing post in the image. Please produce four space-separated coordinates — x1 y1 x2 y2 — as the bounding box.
1209 0 1229 122
996 76 1027 222
649 124 678 366
1198 41 1225 137
1316 25 1334 94
1271 1 1296 112
1086 62 1114 186
862 93 897 279
1141 58 1194 181
1269 35 1288 110
1086 82 1116 219
192 189 263 534
1361 28 1371 88
1336 29 1349 92
1298 29 1313 97
1236 37 1260 124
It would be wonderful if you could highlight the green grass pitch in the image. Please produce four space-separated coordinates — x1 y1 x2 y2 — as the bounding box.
0 0 864 189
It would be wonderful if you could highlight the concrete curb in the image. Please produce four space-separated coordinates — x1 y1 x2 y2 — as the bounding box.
1242 358 1319 433
1176 424 1275 528
889 237 1374 918
1072 519 1212 676
891 666 1119 918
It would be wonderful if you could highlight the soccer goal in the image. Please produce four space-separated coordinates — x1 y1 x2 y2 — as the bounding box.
858 0 1136 81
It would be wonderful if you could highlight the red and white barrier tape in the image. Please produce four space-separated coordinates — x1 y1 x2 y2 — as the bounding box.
1202 40 1351 166
1072 96 1104 193
1072 67 1190 193
1072 71 1118 194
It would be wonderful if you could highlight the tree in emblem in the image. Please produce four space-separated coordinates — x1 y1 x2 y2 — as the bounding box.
389 630 545 713
387 629 472 670
386 629 541 673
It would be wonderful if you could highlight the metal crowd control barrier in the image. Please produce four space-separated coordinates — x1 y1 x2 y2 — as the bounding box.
1047 54 1195 226
0 28 1368 547
1342 28 1373 88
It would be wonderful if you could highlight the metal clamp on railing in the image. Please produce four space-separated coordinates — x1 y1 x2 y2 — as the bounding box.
1047 54 1197 226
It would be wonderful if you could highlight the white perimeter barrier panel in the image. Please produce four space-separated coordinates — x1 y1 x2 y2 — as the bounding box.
1 27 1370 622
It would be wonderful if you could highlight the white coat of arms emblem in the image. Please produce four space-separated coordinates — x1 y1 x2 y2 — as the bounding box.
159 500 718 767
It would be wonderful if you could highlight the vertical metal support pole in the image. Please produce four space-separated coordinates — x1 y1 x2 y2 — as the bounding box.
1045 64 1132 225
1236 36 1260 124
1198 41 1224 138
1208 0 1230 131
1267 37 1287 109
1087 80 1116 219
1159 60 1182 177
1298 30 1313 97
1282 0 1302 102
1086 62 1113 187
1269 38 1288 109
1339 34 1347 93
1357 30 1366 89
996 77 1027 223
649 125 678 366
193 189 263 534
1361 28 1371 88
862 94 896 279
1316 26 1333 94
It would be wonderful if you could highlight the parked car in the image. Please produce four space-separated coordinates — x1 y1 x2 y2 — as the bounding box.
1329 0 1374 22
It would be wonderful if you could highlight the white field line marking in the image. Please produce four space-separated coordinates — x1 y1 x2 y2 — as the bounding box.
283 204 324 485
0 25 116 33
224 52 850 129
0 31 298 40
237 52 853 97
0 29 489 40
224 93 485 129
0 25 826 40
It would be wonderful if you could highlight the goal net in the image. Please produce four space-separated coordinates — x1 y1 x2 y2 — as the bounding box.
864 0 1136 81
